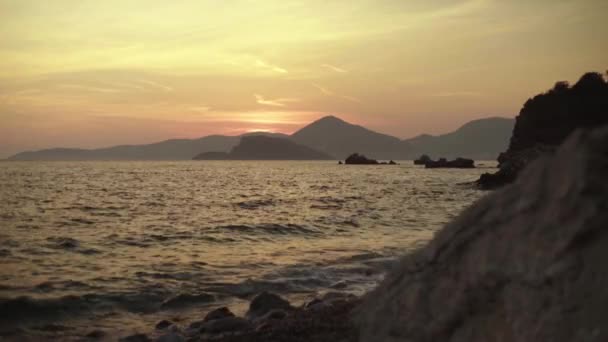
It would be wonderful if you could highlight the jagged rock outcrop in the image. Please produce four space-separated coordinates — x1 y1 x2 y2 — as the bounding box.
478 71 608 189
358 127 608 342
413 154 432 165
344 153 379 165
424 157 475 169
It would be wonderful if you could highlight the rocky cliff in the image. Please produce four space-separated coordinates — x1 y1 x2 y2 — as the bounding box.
478 71 608 189
358 127 608 342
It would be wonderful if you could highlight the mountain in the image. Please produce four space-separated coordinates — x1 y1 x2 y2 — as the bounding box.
8 132 288 161
193 136 332 160
8 115 514 161
291 116 407 159
403 117 515 160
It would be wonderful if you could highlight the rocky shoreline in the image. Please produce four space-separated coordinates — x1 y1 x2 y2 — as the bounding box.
116 292 360 342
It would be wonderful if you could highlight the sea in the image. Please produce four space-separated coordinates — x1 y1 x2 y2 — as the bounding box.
0 160 494 340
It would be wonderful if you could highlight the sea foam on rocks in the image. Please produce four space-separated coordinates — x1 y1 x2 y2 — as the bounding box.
358 127 608 342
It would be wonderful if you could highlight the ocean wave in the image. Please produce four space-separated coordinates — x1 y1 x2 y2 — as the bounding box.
214 224 323 236
0 289 217 325
235 199 276 210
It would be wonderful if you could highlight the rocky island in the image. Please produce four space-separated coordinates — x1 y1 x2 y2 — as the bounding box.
193 136 333 160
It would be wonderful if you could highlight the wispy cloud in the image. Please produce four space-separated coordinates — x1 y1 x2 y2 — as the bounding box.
340 95 361 103
57 84 121 93
430 91 481 97
311 83 333 96
254 94 299 107
137 80 173 92
255 59 288 74
321 64 347 73
311 83 360 103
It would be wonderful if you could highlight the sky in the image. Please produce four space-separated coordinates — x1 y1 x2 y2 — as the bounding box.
1 0 606 157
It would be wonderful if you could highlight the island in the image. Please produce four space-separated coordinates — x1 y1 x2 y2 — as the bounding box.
192 136 333 160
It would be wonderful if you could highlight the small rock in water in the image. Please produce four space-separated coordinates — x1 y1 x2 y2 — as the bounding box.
246 291 293 319
203 306 235 322
156 332 184 342
155 320 173 330
259 309 288 321
119 333 151 342
200 317 252 334
85 330 106 339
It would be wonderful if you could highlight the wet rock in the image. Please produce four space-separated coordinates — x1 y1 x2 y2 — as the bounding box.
246 292 293 320
413 154 432 165
203 306 235 322
304 298 323 308
119 333 151 342
160 293 214 310
156 332 184 342
85 330 106 339
359 127 608 342
329 280 348 289
200 317 252 334
389 160 397 165
344 153 378 165
259 309 288 321
155 320 173 330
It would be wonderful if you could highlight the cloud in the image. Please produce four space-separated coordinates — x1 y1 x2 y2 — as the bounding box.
255 59 288 74
321 64 347 73
311 83 333 95
340 95 361 103
430 91 481 97
254 94 299 107
311 83 360 103
57 84 121 93
137 80 173 92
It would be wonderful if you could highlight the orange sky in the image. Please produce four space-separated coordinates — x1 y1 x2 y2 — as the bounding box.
1 0 607 157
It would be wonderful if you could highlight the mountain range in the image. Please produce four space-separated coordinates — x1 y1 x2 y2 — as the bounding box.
7 116 514 161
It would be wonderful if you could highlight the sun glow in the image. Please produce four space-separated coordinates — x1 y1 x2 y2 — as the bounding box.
1 0 606 157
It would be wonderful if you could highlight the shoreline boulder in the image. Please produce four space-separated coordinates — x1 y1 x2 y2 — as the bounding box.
358 127 608 342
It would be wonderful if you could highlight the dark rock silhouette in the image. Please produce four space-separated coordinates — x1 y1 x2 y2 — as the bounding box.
344 153 379 165
246 292 293 320
478 71 608 189
193 136 332 160
291 115 408 160
7 132 288 161
404 117 515 160
424 157 475 168
413 154 432 165
358 127 608 342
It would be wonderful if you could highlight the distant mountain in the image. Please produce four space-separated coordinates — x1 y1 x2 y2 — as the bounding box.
8 115 514 161
291 116 407 159
8 132 288 161
403 117 515 160
193 136 332 160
